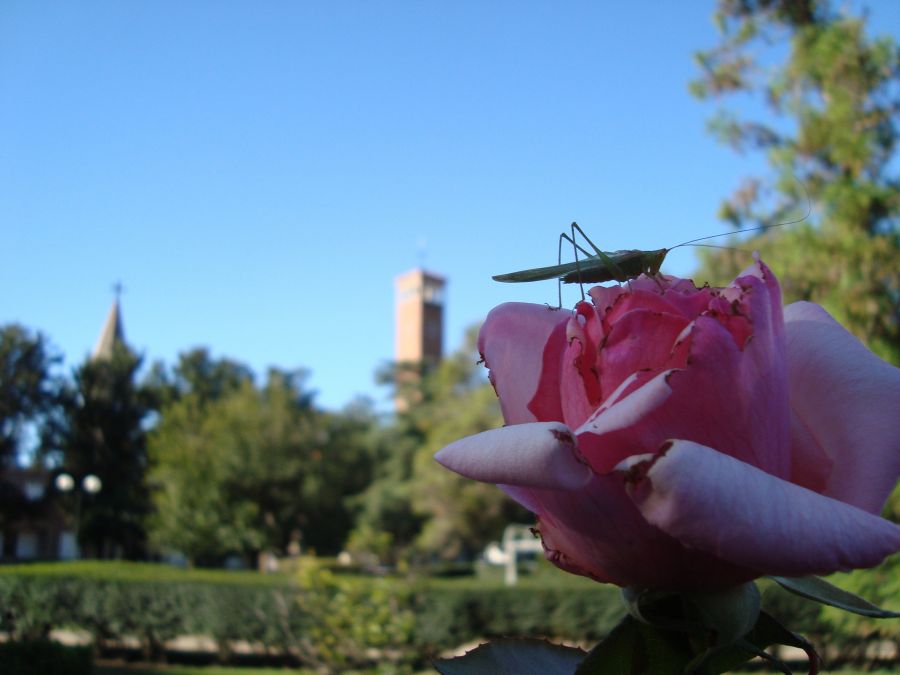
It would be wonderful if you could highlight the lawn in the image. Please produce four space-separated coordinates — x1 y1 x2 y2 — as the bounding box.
93 666 897 675
96 667 297 675
95 666 420 674
0 559 291 586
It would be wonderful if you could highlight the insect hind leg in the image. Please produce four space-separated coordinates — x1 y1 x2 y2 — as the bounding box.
570 222 629 284
559 228 591 305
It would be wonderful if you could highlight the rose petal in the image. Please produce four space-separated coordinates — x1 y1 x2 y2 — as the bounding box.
575 369 675 473
592 280 714 326
787 408 833 493
627 440 900 577
574 263 791 477
435 422 593 490
598 308 693 396
479 303 569 424
577 310 789 476
785 301 900 514
515 473 756 590
558 304 607 428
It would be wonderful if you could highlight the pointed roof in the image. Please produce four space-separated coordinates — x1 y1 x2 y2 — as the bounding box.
92 298 126 361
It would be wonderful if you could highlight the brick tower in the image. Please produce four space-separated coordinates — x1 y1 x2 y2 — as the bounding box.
394 268 445 408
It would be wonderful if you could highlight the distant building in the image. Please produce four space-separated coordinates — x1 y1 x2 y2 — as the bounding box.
0 467 76 562
393 269 445 409
0 293 128 562
92 291 126 360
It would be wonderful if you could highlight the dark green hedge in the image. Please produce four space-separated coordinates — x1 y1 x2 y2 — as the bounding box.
0 565 865 668
0 640 92 675
412 584 624 650
0 575 302 659
0 570 624 665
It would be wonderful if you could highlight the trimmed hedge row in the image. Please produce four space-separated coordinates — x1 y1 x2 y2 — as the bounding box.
0 569 623 665
1 564 888 668
412 583 625 648
0 576 300 658
0 640 92 675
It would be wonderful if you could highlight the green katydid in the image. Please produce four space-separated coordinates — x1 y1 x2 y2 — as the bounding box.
493 222 668 286
493 200 810 304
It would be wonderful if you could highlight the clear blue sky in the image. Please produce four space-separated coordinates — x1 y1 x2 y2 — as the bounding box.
3 2 898 411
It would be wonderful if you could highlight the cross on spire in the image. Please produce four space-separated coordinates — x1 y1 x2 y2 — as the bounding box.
92 282 127 360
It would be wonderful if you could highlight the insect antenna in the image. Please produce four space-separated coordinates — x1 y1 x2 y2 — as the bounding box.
668 179 812 252
682 243 753 254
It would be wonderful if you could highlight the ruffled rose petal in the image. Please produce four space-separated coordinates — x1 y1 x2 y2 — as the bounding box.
575 261 790 478
577 310 789 476
435 422 593 490
581 369 676 432
597 309 693 397
626 440 900 577
592 279 714 326
785 302 900 514
479 303 569 424
516 473 757 590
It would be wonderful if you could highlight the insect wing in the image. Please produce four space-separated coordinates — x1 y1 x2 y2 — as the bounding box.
558 249 667 284
493 248 669 285
557 250 636 284
492 259 586 283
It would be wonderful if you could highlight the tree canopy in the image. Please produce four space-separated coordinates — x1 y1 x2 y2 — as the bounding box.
350 327 529 565
691 0 900 363
0 324 60 468
147 354 375 565
52 344 154 559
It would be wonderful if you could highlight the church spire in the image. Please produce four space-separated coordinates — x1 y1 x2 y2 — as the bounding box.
92 282 126 361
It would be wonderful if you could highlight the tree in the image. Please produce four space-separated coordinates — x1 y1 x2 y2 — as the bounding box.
0 324 60 467
147 360 375 565
146 388 262 565
690 0 900 363
0 324 60 527
54 344 153 559
350 327 529 564
145 347 255 409
691 0 900 600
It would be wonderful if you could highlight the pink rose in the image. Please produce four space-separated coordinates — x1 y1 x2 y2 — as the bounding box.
436 260 900 591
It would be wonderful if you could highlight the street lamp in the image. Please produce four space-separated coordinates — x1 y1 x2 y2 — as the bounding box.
54 473 102 558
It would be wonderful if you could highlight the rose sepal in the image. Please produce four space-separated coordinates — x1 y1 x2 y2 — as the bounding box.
575 585 820 675
771 575 900 618
692 611 820 675
622 583 760 647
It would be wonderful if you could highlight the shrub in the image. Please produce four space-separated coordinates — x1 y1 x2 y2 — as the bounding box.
0 560 876 668
0 640 92 675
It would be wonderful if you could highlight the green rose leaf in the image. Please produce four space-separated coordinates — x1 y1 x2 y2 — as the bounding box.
433 638 585 675
575 605 817 675
699 610 819 675
772 575 900 618
574 614 695 675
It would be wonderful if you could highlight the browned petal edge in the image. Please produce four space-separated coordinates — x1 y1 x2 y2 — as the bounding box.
572 302 606 407
532 519 610 584
550 426 593 471
724 258 775 349
622 440 673 484
480 350 500 399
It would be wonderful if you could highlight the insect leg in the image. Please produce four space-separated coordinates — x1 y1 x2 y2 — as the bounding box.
560 232 594 260
571 222 629 283
560 230 586 303
556 232 565 308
